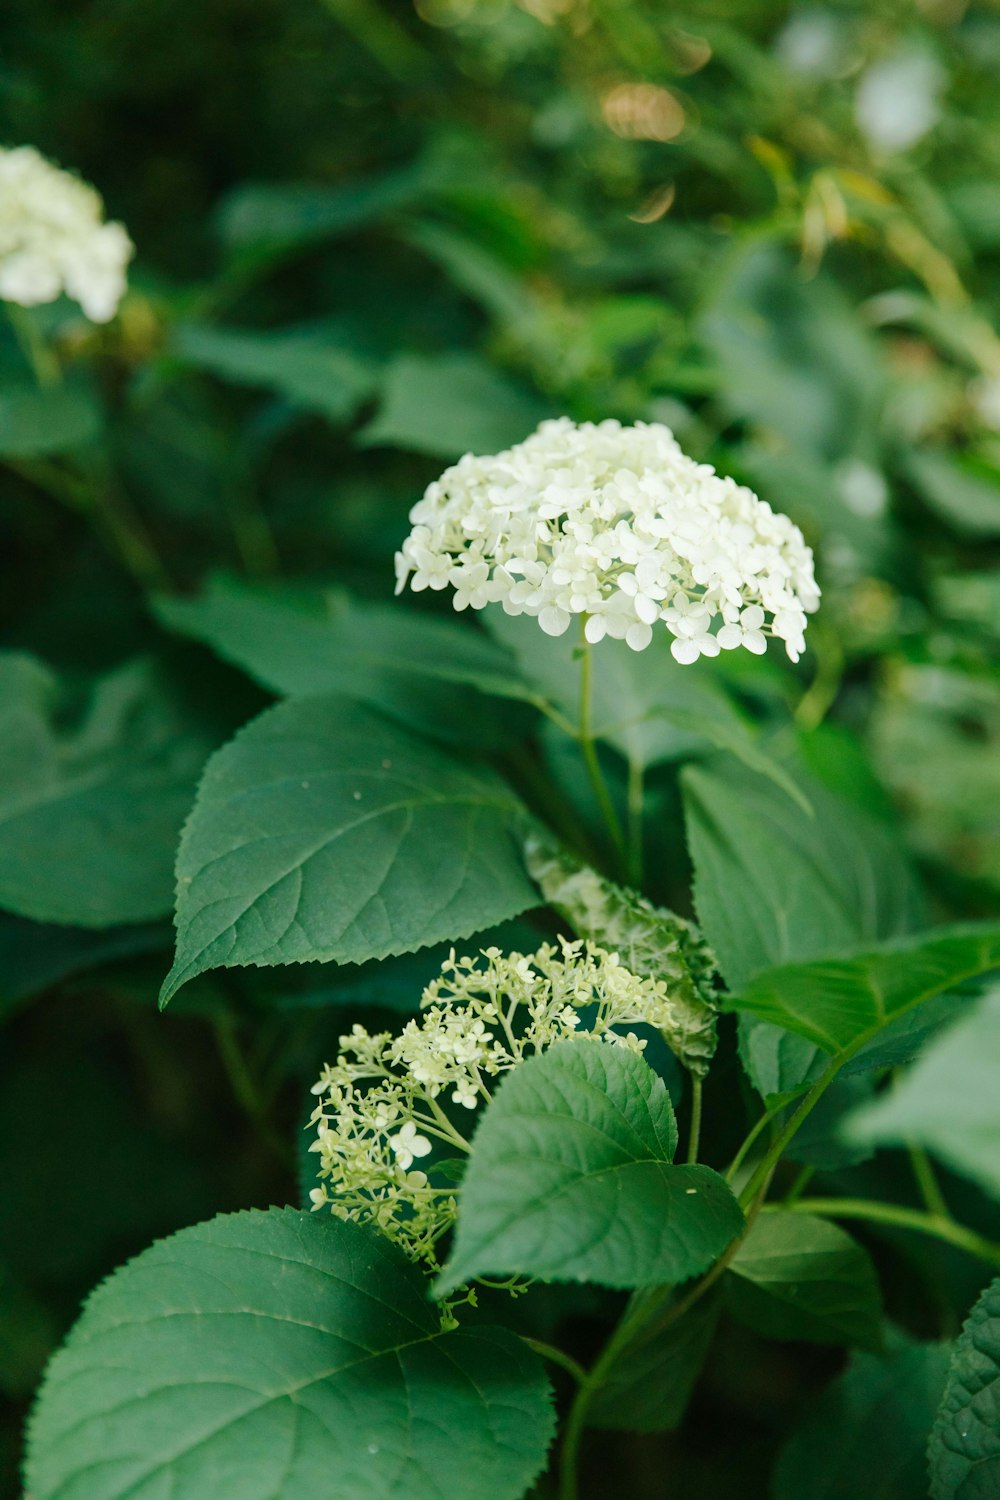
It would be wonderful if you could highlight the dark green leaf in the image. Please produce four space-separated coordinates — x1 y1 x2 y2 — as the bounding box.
845 988 1000 1196
161 695 536 1005
905 448 1000 537
26 1209 555 1500
773 1337 953 1500
587 1289 723 1433
929 1277 1000 1500
171 324 375 421
731 924 1000 1055
0 654 216 927
0 912 169 1021
725 1211 883 1350
359 351 550 458
0 385 100 456
154 575 530 749
437 1040 743 1294
683 757 925 993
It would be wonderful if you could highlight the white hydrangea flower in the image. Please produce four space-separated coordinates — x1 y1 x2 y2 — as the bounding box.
309 939 680 1268
395 418 819 665
0 146 133 322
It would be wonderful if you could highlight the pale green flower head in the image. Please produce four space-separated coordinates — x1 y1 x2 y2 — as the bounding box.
308 938 678 1268
0 145 133 322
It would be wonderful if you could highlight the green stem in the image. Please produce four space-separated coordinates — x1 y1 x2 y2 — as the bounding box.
686 1073 703 1165
522 1339 586 1387
626 757 645 889
783 1164 815 1207
577 619 628 873
7 304 61 386
726 1102 780 1185
908 1144 950 1221
213 1018 292 1167
779 1198 1000 1270
738 1056 844 1210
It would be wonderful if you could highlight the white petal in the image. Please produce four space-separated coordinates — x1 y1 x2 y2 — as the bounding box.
743 630 767 655
539 605 571 637
625 621 653 651
671 638 701 665
584 615 607 644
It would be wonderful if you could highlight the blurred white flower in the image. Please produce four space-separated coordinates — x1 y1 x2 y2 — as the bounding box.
395 417 819 665
775 11 848 80
855 50 945 155
0 145 133 322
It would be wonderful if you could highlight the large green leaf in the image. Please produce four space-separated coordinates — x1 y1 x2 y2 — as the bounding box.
160 695 536 1005
0 912 169 1022
929 1277 1000 1500
154 575 530 748
845 987 1000 1196
0 384 100 456
486 608 781 778
730 924 1000 1056
0 654 216 927
683 757 925 992
171 324 375 422
773 1337 953 1500
437 1040 743 1294
358 351 550 458
587 1290 723 1433
725 1211 883 1350
25 1209 555 1500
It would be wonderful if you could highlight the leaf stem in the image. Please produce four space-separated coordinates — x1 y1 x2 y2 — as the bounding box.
686 1073 703 1165
908 1144 950 1221
521 1338 587 1387
738 1057 844 1210
777 1198 1000 1270
577 618 628 874
725 1102 781 1185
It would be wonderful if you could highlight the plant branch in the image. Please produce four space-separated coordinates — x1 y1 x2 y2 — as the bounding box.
778 1198 1000 1270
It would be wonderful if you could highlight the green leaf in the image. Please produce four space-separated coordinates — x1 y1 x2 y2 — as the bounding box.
0 384 100 456
698 240 883 461
437 1040 743 1295
525 834 718 1076
217 165 431 257
359 351 550 458
587 1289 723 1433
773 1336 953 1500
0 654 216 927
486 608 758 772
725 1211 883 1350
929 1277 1000 1500
905 448 1000 537
25 1209 555 1500
0 912 169 1022
845 987 1000 1196
160 695 536 1005
683 757 925 992
730 923 1000 1055
171 324 375 422
154 575 530 749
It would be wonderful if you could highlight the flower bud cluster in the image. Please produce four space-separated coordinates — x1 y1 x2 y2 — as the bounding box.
395 417 819 663
309 939 677 1265
0 146 133 323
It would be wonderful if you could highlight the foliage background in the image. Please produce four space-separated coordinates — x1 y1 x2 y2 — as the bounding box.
3 0 1000 1495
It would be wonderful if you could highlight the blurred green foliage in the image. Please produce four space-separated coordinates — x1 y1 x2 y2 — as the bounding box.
3 0 1000 1495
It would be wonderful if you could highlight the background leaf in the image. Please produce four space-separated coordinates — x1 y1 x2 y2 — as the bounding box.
725 1211 883 1350
161 694 536 1004
845 987 1000 1197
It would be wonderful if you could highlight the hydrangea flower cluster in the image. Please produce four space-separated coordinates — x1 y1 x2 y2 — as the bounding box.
395 417 819 664
0 146 133 322
309 939 678 1266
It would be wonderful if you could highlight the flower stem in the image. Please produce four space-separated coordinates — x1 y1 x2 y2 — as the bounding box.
626 757 645 889
522 1338 587 1387
686 1073 703 1164
777 1198 1000 1270
577 620 628 875
7 303 61 386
